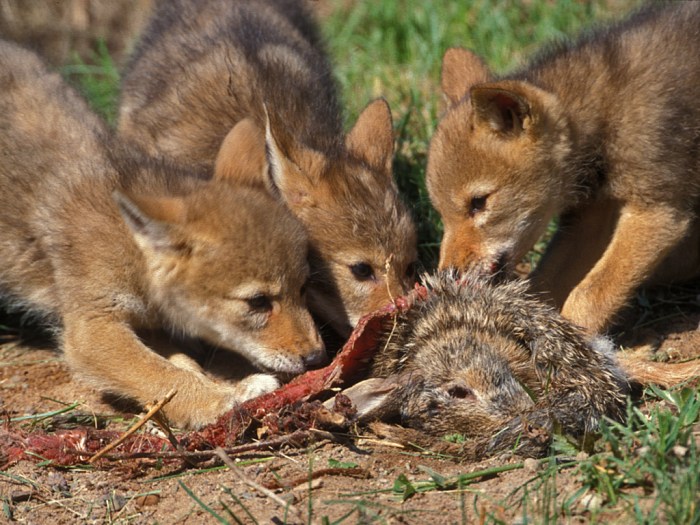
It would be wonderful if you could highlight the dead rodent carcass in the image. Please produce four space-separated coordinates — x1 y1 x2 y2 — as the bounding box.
337 271 699 458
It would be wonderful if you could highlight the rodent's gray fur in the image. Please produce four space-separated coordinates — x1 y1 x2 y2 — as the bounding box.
346 271 631 457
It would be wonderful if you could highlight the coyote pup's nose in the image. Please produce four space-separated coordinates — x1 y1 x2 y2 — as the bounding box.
303 347 328 367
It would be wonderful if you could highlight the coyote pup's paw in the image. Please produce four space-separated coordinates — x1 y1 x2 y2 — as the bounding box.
236 373 280 402
158 374 280 429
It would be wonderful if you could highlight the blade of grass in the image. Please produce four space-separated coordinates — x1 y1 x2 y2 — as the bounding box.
178 480 230 524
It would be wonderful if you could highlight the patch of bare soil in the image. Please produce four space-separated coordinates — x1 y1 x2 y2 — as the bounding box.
1 285 698 524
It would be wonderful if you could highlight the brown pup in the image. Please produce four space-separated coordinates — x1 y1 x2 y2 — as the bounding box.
118 0 418 337
427 3 700 333
0 40 324 429
339 271 699 457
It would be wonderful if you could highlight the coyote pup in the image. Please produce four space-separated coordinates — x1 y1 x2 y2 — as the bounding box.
118 0 418 337
0 41 324 429
427 3 700 333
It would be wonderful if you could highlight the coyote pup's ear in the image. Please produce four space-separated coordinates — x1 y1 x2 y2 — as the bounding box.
470 84 532 135
263 109 320 208
214 118 267 187
441 48 491 104
114 191 186 252
346 98 394 176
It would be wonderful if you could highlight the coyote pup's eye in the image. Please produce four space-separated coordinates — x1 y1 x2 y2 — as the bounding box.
350 262 374 281
405 261 417 280
468 195 488 217
246 294 273 312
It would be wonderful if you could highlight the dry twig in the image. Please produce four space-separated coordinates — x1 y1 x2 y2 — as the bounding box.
88 389 177 464
264 466 370 490
68 429 312 462
215 447 303 522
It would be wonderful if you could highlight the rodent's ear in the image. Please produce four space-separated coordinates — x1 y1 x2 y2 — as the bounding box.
329 376 402 422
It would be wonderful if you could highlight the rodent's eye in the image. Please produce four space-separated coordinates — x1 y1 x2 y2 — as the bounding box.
468 195 488 217
300 280 308 298
350 262 375 281
447 384 474 399
246 294 273 313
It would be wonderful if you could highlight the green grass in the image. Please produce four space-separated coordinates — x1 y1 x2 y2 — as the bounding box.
346 387 699 524
61 40 121 126
577 386 700 523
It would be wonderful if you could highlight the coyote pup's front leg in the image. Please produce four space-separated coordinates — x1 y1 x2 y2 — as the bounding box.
531 198 619 308
562 204 691 332
62 314 279 428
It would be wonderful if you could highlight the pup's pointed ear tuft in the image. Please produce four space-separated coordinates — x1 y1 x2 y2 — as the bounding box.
441 47 491 105
114 190 185 251
346 98 394 176
214 118 267 186
264 106 320 208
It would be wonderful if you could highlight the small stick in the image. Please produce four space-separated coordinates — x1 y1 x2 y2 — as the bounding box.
152 412 201 468
68 429 311 462
374 253 399 352
308 428 340 441
215 447 303 521
152 412 183 451
384 254 395 303
264 467 370 490
88 389 177 464
380 254 400 354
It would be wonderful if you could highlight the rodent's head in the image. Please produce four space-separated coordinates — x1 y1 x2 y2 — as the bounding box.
347 274 540 439
342 269 630 456
347 329 537 440
393 332 536 438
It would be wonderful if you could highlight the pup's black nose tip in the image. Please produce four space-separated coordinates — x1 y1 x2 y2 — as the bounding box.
303 347 328 368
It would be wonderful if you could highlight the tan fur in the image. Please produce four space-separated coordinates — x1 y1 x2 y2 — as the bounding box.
617 353 700 390
214 119 268 190
118 0 417 336
0 40 324 429
427 4 700 333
